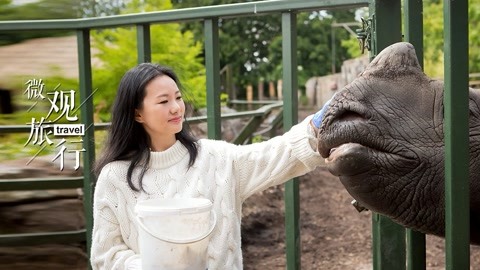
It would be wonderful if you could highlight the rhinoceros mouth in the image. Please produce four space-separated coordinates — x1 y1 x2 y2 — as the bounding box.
325 143 375 176
317 96 420 177
318 109 418 177
324 141 417 177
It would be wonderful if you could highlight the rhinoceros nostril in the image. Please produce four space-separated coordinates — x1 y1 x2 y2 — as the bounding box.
337 111 365 122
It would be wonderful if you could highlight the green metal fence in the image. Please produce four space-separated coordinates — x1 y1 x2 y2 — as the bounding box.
0 0 471 269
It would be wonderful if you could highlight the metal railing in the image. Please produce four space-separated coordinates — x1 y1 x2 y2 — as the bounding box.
0 101 281 244
0 0 471 269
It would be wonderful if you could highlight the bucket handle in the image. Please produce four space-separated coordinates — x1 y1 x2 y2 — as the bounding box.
135 211 217 244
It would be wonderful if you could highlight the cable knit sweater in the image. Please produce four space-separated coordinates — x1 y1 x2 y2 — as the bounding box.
91 116 323 269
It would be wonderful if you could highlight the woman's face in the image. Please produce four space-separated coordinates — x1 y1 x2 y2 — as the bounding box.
135 75 185 150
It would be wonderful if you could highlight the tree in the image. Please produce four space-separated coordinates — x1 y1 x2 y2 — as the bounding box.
419 0 480 77
0 0 81 45
172 0 358 98
91 0 206 120
264 10 358 93
469 0 480 74
172 0 282 97
423 0 445 77
79 0 125 18
338 1 479 78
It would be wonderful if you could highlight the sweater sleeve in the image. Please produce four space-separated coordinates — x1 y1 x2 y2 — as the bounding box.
90 164 139 270
234 115 324 201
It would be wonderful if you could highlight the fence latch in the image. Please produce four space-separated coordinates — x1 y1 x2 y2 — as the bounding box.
351 199 368 213
356 16 373 54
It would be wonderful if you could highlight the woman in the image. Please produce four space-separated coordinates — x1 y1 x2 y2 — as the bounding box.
91 63 327 269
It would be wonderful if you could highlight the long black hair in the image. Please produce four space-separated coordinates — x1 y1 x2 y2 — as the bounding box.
93 63 198 191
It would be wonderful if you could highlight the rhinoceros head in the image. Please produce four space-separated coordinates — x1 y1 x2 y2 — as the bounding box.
317 42 480 244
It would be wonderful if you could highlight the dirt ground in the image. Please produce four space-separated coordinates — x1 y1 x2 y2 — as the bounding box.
240 166 480 270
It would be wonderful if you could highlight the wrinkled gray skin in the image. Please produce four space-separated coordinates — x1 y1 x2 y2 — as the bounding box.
317 42 480 245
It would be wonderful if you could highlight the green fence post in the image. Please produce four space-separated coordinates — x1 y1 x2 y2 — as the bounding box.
443 0 470 269
282 11 300 270
403 1 426 269
372 214 407 270
77 29 95 266
204 18 221 140
403 0 423 67
369 1 405 270
136 24 151 63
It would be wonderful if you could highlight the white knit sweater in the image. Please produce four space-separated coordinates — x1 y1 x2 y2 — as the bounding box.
90 116 323 269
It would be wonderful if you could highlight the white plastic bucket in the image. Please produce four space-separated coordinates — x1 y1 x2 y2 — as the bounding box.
135 198 216 270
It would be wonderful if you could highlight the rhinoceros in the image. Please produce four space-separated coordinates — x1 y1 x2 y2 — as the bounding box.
316 42 480 245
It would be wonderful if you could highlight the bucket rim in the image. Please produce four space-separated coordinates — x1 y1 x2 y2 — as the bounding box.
136 210 217 244
135 198 212 216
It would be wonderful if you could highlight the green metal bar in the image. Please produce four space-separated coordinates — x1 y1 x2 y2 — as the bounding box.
443 0 470 269
268 109 284 138
0 177 83 191
370 1 405 270
77 29 95 262
187 111 266 124
0 105 280 131
0 0 369 31
232 116 265 145
0 125 32 133
403 0 423 68
0 230 86 246
0 104 282 131
369 0 402 57
230 102 283 144
406 230 426 270
403 1 426 269
136 24 151 63
0 0 377 265
229 100 279 105
0 106 283 134
372 214 406 270
204 18 221 140
282 11 300 270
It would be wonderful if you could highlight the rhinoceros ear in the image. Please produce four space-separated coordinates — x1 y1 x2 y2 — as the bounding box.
362 42 424 79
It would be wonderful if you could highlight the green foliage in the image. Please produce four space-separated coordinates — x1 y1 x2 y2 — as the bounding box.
423 0 444 77
251 134 264 144
0 0 80 20
339 1 480 78
172 0 281 88
0 133 55 162
341 37 363 59
91 0 206 121
0 0 81 45
0 74 80 125
220 92 229 106
0 75 83 162
421 0 479 77
468 0 480 74
79 0 126 18
265 10 358 90
172 0 358 96
0 74 80 163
